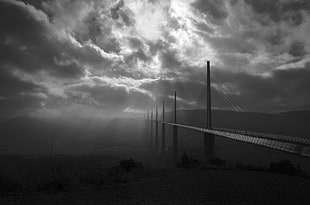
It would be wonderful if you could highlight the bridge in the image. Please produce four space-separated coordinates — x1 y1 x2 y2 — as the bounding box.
145 61 310 163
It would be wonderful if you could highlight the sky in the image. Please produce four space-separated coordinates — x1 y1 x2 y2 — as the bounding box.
1 0 310 120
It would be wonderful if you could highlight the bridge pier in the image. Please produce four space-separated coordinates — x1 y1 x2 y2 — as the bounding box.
155 106 159 152
150 110 153 148
204 133 215 161
173 91 178 164
173 126 178 164
146 110 149 145
161 101 166 155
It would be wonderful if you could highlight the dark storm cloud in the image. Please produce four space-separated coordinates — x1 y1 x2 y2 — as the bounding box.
212 67 310 112
75 14 121 54
128 37 144 49
68 83 154 111
124 49 152 65
191 0 228 24
109 0 135 27
148 39 170 56
193 21 215 34
203 35 256 54
0 68 46 120
1 0 310 119
141 68 212 109
0 1 84 78
160 49 182 70
244 0 310 25
289 41 307 57
18 0 45 8
0 68 44 99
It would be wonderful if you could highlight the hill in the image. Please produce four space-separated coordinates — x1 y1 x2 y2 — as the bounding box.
1 110 310 171
172 109 310 137
0 116 144 155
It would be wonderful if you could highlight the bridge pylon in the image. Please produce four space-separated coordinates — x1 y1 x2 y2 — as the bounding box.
204 60 215 161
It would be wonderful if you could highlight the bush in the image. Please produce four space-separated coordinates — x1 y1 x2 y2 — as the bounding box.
106 158 144 183
235 163 264 171
79 163 105 186
269 160 298 176
36 179 64 192
244 164 264 171
119 158 143 172
0 171 21 193
177 152 199 169
235 163 245 170
210 158 226 167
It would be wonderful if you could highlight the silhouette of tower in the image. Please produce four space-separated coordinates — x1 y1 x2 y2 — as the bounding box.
204 61 215 161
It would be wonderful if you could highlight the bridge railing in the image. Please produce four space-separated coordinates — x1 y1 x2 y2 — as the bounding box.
155 121 310 158
213 127 310 146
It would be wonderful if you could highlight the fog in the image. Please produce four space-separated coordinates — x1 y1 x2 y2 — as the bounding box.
1 110 310 172
0 115 145 156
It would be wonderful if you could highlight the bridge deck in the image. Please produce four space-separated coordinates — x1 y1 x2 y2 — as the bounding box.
214 127 310 146
158 121 310 158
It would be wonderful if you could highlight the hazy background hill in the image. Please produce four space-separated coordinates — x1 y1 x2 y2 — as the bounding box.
172 110 310 137
0 116 144 155
1 110 310 171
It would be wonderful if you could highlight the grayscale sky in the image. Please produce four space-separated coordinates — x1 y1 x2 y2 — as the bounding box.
1 0 310 120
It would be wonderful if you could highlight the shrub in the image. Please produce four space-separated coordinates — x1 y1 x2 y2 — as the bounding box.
119 158 143 172
235 163 245 170
244 164 264 171
0 171 21 193
36 179 64 192
210 158 226 167
79 163 105 186
106 158 144 183
177 152 199 169
269 160 297 176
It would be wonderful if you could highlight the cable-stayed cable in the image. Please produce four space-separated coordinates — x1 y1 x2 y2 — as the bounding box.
211 76 245 112
210 76 246 130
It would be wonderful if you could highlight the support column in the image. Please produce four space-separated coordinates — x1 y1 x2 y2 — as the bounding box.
204 61 215 161
155 106 159 151
150 109 153 148
173 91 178 164
146 110 149 144
161 101 166 155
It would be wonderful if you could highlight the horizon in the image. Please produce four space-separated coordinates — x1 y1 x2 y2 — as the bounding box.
3 108 310 122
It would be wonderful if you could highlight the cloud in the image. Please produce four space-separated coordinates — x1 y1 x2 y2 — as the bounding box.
1 0 310 120
212 67 310 112
0 0 85 78
276 56 310 70
123 106 144 114
0 66 46 120
191 0 228 24
126 0 169 41
244 0 310 25
0 67 44 99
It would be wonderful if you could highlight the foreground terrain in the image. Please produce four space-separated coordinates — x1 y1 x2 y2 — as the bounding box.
1 156 310 205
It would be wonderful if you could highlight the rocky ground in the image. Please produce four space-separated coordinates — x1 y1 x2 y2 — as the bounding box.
1 167 310 205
